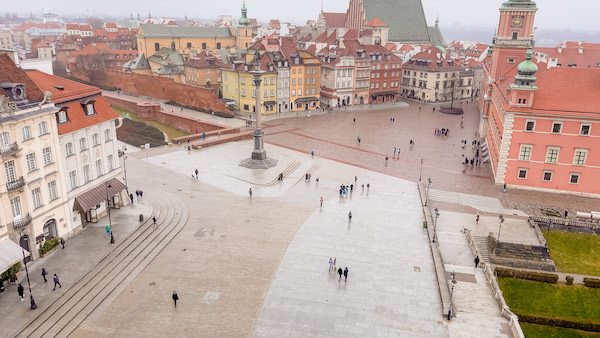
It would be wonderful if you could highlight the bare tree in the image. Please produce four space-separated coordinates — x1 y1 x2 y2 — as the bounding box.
74 52 109 83
86 16 105 29
52 60 68 78
445 77 462 110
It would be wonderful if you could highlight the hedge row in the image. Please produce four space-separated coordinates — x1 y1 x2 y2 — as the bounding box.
584 278 600 288
496 267 558 283
515 311 600 332
39 238 60 255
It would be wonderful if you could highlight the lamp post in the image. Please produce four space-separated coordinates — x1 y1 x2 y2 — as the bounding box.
433 208 440 243
121 145 128 193
497 214 505 243
19 231 37 309
419 158 423 182
425 177 432 206
105 182 114 244
448 271 457 320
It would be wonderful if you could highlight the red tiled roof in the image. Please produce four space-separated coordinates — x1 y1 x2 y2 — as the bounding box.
25 70 118 134
532 68 600 114
184 51 225 68
80 25 92 31
398 45 414 53
534 41 600 69
366 17 387 27
315 31 328 43
343 30 358 40
306 45 316 54
0 54 44 102
324 32 337 45
248 41 266 50
14 22 60 32
323 13 346 27
105 23 118 28
66 24 79 30
37 42 49 48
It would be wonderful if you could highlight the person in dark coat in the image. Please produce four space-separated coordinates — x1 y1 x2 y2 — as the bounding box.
52 274 62 290
18 284 24 300
60 237 65 249
41 268 47 283
343 267 349 282
172 291 179 307
129 193 134 204
475 256 480 268
337 267 343 281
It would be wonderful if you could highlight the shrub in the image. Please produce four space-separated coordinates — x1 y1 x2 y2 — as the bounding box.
565 276 574 285
515 311 600 332
583 278 600 288
0 262 21 283
496 267 558 283
39 238 60 255
116 119 166 148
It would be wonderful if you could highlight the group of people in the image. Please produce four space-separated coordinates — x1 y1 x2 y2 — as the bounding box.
328 258 349 282
462 140 484 168
191 169 199 180
135 190 144 201
434 128 450 137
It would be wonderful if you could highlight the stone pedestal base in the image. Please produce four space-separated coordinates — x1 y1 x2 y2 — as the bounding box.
240 128 278 169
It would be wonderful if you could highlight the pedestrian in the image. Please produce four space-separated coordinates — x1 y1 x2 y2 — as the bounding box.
192 172 196 180
353 118 356 122
385 156 389 162
195 169 199 179
316 177 319 184
354 176 357 183
367 183 370 190
361 184 364 191
153 216 157 227
329 258 334 272
129 193 134 204
311 150 314 157
249 188 252 198
52 274 62 290
392 118 395 122
41 268 47 283
60 237 65 249
564 210 569 218
433 107 435 112
139 191 143 200
320 197 323 207
350 184 353 192
135 190 140 201
343 267 349 282
337 267 343 280
503 183 507 193
333 258 336 270
476 214 480 223
358 137 361 144
105 224 111 238
474 256 480 268
172 291 179 307
307 112 311 119
348 211 352 221
393 147 396 155
419 106 421 111
18 283 24 301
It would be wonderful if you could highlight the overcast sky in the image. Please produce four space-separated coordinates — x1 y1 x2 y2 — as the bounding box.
5 0 599 32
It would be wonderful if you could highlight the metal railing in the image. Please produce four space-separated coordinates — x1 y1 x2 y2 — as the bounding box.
0 142 20 157
6 177 25 191
11 213 32 229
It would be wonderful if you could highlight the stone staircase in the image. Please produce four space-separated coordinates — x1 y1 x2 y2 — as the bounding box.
473 235 490 263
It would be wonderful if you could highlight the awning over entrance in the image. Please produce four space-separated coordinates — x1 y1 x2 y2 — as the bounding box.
264 101 277 105
220 98 237 106
0 239 29 273
73 178 127 212
371 91 398 97
294 96 319 103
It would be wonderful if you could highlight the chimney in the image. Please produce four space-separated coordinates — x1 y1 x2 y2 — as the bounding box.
557 46 562 54
578 46 583 54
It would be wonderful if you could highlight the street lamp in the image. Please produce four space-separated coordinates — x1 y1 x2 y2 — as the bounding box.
448 271 457 320
105 182 114 244
433 208 440 243
419 158 423 182
497 214 505 243
19 231 37 309
121 145 128 193
425 178 432 206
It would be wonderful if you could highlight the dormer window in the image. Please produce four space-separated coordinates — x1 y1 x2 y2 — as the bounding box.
57 107 69 124
82 100 96 116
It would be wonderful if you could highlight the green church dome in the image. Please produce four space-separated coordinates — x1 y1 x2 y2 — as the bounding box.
517 47 538 76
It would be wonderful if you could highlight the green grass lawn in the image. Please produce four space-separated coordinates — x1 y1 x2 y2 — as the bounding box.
544 230 600 276
498 277 600 321
522 322 600 337
112 106 189 141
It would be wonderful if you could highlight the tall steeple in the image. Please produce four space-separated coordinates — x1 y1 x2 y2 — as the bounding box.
514 45 537 87
239 1 251 26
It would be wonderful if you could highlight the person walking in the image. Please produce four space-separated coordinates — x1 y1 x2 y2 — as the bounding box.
195 169 199 179
333 258 337 270
474 256 480 268
129 193 134 204
329 258 334 272
60 237 65 249
152 216 157 228
106 225 111 238
41 268 48 283
17 283 24 301
503 183 507 193
320 197 323 207
476 214 480 223
337 267 343 281
172 291 179 307
139 191 143 200
249 188 253 198
52 274 62 290
348 212 352 221
343 267 349 282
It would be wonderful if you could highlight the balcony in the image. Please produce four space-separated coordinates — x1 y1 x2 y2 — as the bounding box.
0 142 20 157
7 177 25 191
11 213 32 230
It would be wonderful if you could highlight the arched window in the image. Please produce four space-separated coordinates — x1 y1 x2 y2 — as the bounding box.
154 43 160 51
186 42 192 49
217 42 221 49
202 42 207 49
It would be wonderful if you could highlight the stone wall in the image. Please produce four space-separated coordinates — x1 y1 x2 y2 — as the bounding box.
487 235 556 271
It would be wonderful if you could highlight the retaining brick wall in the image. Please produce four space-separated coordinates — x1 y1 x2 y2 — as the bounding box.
487 235 556 271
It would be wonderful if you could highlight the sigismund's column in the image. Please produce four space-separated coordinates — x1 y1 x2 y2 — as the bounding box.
240 71 278 169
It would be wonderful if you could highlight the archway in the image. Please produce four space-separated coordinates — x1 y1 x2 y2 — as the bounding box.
360 96 364 104
43 219 57 240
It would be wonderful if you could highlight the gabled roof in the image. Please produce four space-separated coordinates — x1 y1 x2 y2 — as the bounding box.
366 17 387 27
323 13 346 28
184 51 225 68
148 47 184 66
123 54 150 70
315 31 329 43
427 24 446 47
534 41 600 69
25 70 119 135
139 24 233 38
14 22 60 32
105 23 118 28
532 68 600 114
343 30 358 40
0 54 44 103
363 0 430 43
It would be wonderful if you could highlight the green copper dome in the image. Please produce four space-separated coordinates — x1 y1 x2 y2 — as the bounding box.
238 1 250 26
517 47 538 75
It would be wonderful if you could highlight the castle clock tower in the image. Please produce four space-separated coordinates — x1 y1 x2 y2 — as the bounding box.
489 0 538 81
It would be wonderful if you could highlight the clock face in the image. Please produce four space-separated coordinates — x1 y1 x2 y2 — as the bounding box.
511 15 524 28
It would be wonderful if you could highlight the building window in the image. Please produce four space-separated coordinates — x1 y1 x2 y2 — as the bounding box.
580 124 591 136
270 89 274 97
202 42 207 49
48 180 57 200
264 89 268 98
217 42 221 49
39 121 48 135
86 103 95 116
83 165 90 183
519 145 532 161
241 88 246 97
104 129 112 141
43 147 52 165
252 90 256 98
545 147 559 163
66 142 74 155
569 173 580 184
69 170 78 189
517 168 528 179
512 32 518 40
507 57 516 63
543 171 553 182
187 42 192 48
154 43 160 51
80 138 88 150
0 132 9 146
57 108 69 124
10 196 21 218
108 154 114 170
525 120 535 131
292 89 296 96
22 126 32 140
552 122 562 134
26 153 36 172
92 133 99 146
225 85 228 93
241 77 245 84
96 159 103 176
32 188 42 209
573 149 587 165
